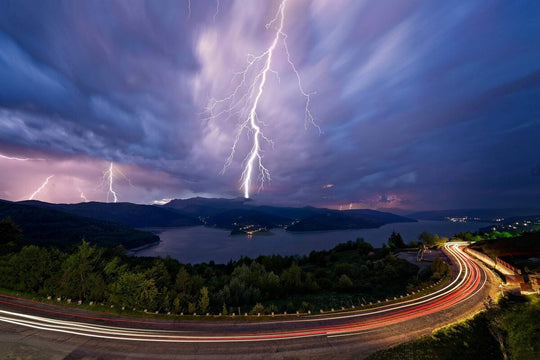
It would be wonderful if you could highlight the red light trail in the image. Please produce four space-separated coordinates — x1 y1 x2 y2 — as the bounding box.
0 244 490 344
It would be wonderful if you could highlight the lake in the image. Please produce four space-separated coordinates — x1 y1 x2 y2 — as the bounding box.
133 220 491 264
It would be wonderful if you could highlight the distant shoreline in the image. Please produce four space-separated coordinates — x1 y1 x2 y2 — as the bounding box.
128 239 161 253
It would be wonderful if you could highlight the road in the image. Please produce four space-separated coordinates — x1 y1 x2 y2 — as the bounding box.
0 244 499 359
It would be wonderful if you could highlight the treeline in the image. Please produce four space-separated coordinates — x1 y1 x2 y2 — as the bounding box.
0 218 443 315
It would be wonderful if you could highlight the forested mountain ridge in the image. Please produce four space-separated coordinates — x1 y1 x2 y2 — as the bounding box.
0 200 158 249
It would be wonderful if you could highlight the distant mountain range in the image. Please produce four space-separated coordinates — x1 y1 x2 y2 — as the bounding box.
3 198 416 244
3 197 538 249
407 208 540 222
160 197 416 232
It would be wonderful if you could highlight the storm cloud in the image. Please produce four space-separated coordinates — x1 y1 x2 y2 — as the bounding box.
0 0 539 210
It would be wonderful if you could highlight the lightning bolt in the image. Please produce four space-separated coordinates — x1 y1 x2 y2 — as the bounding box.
0 154 45 161
101 162 133 203
213 0 220 21
28 175 54 200
78 188 89 203
103 162 118 203
206 0 319 199
187 0 191 19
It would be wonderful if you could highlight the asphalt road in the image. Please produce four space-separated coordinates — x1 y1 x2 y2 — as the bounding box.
0 244 500 359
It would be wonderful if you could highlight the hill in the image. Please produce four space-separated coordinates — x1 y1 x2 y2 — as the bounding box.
18 200 201 228
163 197 416 232
0 200 158 249
469 232 540 258
163 197 252 217
286 211 379 232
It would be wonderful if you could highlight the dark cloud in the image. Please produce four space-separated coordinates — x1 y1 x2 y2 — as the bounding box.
0 0 539 209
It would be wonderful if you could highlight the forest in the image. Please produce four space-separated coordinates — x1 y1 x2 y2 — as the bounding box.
0 218 449 315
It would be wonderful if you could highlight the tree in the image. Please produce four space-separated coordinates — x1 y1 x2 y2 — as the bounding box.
430 257 450 280
10 245 52 292
250 303 264 315
59 240 104 300
138 278 158 309
281 263 302 291
111 271 144 308
198 287 210 313
175 267 190 293
419 231 436 247
336 274 353 291
173 296 181 313
334 262 351 277
0 217 22 255
145 260 171 291
356 238 374 255
388 231 406 249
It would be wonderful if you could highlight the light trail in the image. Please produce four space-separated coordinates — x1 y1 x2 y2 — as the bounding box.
0 245 490 343
28 175 54 200
207 0 319 198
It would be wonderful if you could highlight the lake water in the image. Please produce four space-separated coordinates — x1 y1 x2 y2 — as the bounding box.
133 220 491 264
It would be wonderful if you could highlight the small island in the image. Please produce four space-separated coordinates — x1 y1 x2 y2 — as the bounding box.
230 225 274 237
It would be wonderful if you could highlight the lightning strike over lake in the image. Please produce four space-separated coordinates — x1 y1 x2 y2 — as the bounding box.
206 0 319 199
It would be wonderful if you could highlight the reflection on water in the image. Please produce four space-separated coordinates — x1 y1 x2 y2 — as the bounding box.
134 220 491 264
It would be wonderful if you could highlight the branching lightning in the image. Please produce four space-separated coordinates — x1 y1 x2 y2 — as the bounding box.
101 162 133 203
0 154 45 161
205 0 319 198
29 175 54 200
103 162 118 203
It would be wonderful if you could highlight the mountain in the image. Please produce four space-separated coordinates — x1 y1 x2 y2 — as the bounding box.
286 208 416 232
407 208 540 222
286 212 380 232
0 200 158 249
18 200 201 228
162 197 416 232
206 209 291 229
4 197 417 241
163 197 252 217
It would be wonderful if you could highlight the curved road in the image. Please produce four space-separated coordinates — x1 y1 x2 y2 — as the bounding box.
0 244 499 359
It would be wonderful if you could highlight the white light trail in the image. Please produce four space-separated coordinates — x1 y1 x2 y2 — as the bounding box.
28 175 54 200
206 0 319 199
0 245 487 343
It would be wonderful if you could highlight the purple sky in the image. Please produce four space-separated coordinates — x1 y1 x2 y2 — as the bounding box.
1 0 539 211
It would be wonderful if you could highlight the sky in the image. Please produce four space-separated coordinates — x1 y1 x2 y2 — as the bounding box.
0 0 539 211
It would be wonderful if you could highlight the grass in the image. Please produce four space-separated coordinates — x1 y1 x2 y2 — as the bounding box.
366 294 540 360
